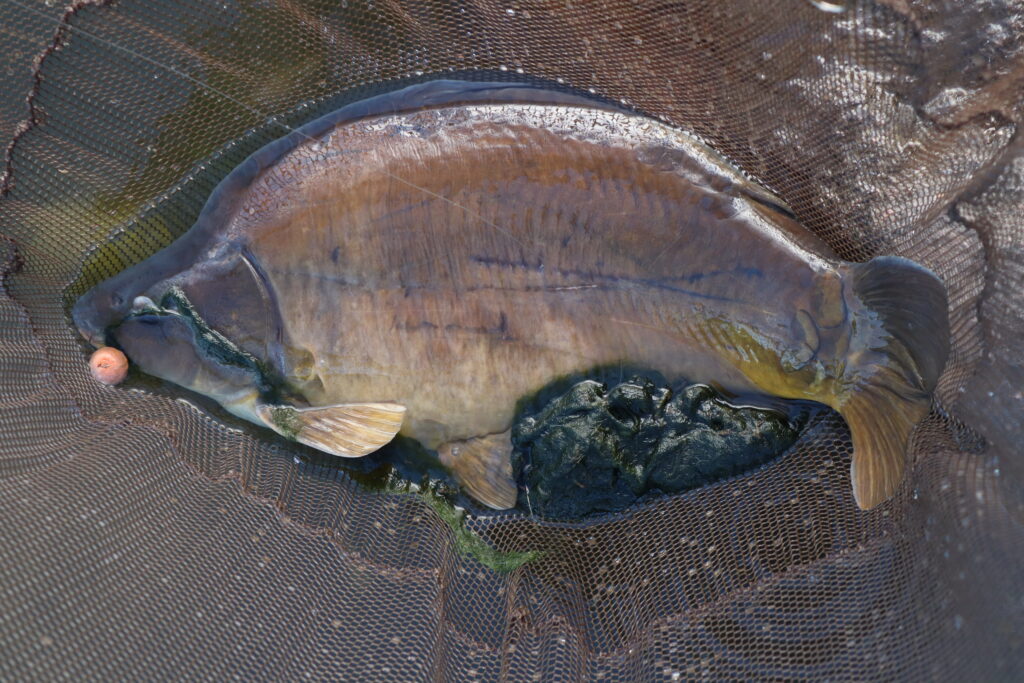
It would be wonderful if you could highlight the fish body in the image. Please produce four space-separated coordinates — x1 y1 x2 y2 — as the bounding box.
73 82 949 510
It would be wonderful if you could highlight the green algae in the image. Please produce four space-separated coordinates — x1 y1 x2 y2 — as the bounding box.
418 487 542 573
267 406 302 441
340 441 542 573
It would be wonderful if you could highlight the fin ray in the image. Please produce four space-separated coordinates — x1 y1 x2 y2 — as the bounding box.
839 379 929 509
438 431 517 510
256 402 405 457
840 255 949 509
850 256 949 393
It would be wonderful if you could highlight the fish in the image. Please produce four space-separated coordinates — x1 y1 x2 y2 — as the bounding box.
72 81 949 511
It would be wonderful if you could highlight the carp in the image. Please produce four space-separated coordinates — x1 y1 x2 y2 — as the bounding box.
73 82 949 511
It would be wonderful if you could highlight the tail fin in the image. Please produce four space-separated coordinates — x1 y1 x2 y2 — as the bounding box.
839 256 949 509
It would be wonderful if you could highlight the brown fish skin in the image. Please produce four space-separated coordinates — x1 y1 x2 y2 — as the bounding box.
231 106 847 446
73 94 948 510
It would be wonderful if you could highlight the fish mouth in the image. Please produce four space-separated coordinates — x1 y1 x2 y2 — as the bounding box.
71 299 107 349
73 293 164 349
79 328 105 349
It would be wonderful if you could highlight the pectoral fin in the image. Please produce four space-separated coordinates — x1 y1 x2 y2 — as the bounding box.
256 402 405 457
438 431 518 510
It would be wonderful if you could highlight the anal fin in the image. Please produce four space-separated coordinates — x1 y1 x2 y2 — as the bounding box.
438 431 518 510
256 402 405 457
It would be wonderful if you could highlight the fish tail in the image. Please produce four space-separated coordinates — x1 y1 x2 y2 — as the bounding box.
836 256 949 509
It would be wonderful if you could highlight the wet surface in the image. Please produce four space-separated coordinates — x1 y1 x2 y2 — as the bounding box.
3 0 1021 677
512 376 809 519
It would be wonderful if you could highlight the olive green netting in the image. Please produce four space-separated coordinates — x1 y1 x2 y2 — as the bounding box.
0 0 1021 679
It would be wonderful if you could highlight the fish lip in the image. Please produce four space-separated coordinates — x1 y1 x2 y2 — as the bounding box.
73 294 161 350
76 325 105 349
71 303 105 349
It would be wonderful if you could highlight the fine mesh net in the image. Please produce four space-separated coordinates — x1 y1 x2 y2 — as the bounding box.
1 0 1022 679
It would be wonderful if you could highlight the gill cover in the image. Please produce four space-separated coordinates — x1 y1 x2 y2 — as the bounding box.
837 256 949 509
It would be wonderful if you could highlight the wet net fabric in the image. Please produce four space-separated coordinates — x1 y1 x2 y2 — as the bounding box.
1 0 1022 679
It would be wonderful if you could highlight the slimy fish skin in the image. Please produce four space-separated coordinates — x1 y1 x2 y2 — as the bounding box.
73 82 949 511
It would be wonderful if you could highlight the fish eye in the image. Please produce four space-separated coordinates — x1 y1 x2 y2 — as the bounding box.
132 296 157 312
110 292 124 308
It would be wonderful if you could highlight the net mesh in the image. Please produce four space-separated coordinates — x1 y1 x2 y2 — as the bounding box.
1 0 1021 679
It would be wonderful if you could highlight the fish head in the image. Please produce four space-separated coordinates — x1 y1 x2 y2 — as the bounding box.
107 291 265 408
75 245 280 383
73 275 139 349
110 304 203 388
72 250 189 349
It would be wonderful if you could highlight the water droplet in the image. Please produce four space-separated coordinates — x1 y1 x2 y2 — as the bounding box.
806 0 847 12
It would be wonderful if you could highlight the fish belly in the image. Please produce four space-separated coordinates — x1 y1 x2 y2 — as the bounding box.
288 286 753 448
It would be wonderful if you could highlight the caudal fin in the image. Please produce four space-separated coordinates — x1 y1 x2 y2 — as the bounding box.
839 256 949 509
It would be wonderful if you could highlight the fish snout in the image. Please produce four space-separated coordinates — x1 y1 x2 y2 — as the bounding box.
72 283 158 349
71 295 109 349
78 326 105 349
